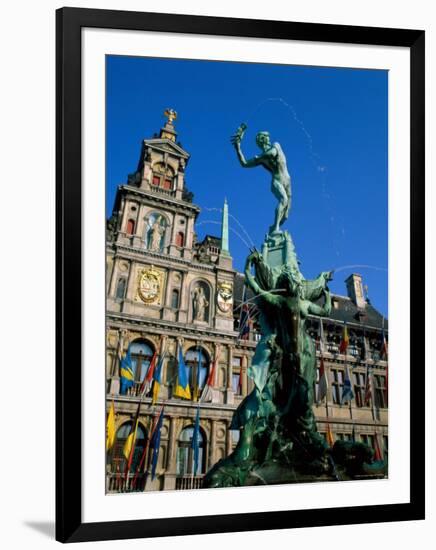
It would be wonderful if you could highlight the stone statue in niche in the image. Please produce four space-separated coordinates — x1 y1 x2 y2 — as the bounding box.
192 286 209 321
149 215 165 251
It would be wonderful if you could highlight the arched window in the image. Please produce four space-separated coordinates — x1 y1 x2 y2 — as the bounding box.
116 278 127 300
185 347 209 400
126 219 135 235
176 425 206 475
171 288 180 309
175 231 184 247
129 340 155 388
112 421 147 473
145 212 167 252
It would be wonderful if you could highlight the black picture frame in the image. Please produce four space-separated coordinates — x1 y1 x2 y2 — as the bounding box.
56 7 425 543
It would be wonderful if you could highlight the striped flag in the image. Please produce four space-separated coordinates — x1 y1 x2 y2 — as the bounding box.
120 346 135 395
364 365 373 406
317 356 328 403
206 345 220 388
151 352 165 405
173 343 191 400
339 323 349 354
139 351 157 395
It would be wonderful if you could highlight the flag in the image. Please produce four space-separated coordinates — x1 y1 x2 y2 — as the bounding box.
191 408 201 476
139 351 157 395
319 318 325 354
173 344 191 400
326 423 334 447
341 366 354 404
205 346 219 388
317 356 328 403
150 407 165 480
151 352 165 405
380 329 388 360
123 402 141 476
374 433 383 462
132 409 161 489
106 401 116 451
240 304 250 339
120 346 134 395
193 348 202 401
238 286 250 340
364 365 373 406
339 323 349 354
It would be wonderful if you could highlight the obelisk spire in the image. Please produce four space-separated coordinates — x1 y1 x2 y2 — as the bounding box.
221 198 230 256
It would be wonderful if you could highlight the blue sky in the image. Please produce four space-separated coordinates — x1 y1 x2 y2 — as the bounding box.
106 56 388 316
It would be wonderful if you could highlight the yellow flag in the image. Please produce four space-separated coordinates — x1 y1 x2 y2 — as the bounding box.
326 423 334 447
123 419 138 460
152 380 160 405
106 401 116 451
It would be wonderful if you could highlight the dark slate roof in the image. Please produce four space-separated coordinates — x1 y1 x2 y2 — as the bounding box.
233 272 387 331
317 294 388 331
197 234 222 248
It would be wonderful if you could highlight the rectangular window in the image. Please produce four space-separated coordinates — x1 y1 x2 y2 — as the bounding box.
353 371 366 407
152 175 160 186
374 374 387 408
232 357 242 394
335 433 352 441
331 368 344 404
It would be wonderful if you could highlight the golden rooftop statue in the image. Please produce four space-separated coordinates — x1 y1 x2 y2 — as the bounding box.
164 108 177 125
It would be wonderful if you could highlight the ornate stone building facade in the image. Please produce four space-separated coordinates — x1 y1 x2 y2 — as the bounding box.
106 114 388 492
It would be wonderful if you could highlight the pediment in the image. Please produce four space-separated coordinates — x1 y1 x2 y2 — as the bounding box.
143 138 190 159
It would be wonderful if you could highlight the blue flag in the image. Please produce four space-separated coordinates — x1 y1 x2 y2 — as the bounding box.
120 346 134 395
173 344 191 400
150 408 164 480
191 408 201 476
341 366 354 404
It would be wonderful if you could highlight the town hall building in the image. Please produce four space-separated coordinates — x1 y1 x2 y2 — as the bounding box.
105 111 388 492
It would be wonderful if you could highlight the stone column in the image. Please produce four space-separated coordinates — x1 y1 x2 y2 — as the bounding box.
178 271 188 323
241 355 248 397
166 416 177 473
208 419 217 470
225 420 233 457
226 345 234 405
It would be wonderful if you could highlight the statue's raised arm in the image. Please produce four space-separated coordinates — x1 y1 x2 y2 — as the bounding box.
231 124 292 235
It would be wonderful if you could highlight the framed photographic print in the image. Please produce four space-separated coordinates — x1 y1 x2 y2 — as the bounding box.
56 7 425 543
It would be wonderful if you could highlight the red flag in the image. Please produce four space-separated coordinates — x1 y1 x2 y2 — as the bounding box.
317 355 328 403
374 433 383 461
141 351 157 389
364 367 373 406
206 359 217 387
339 324 349 354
